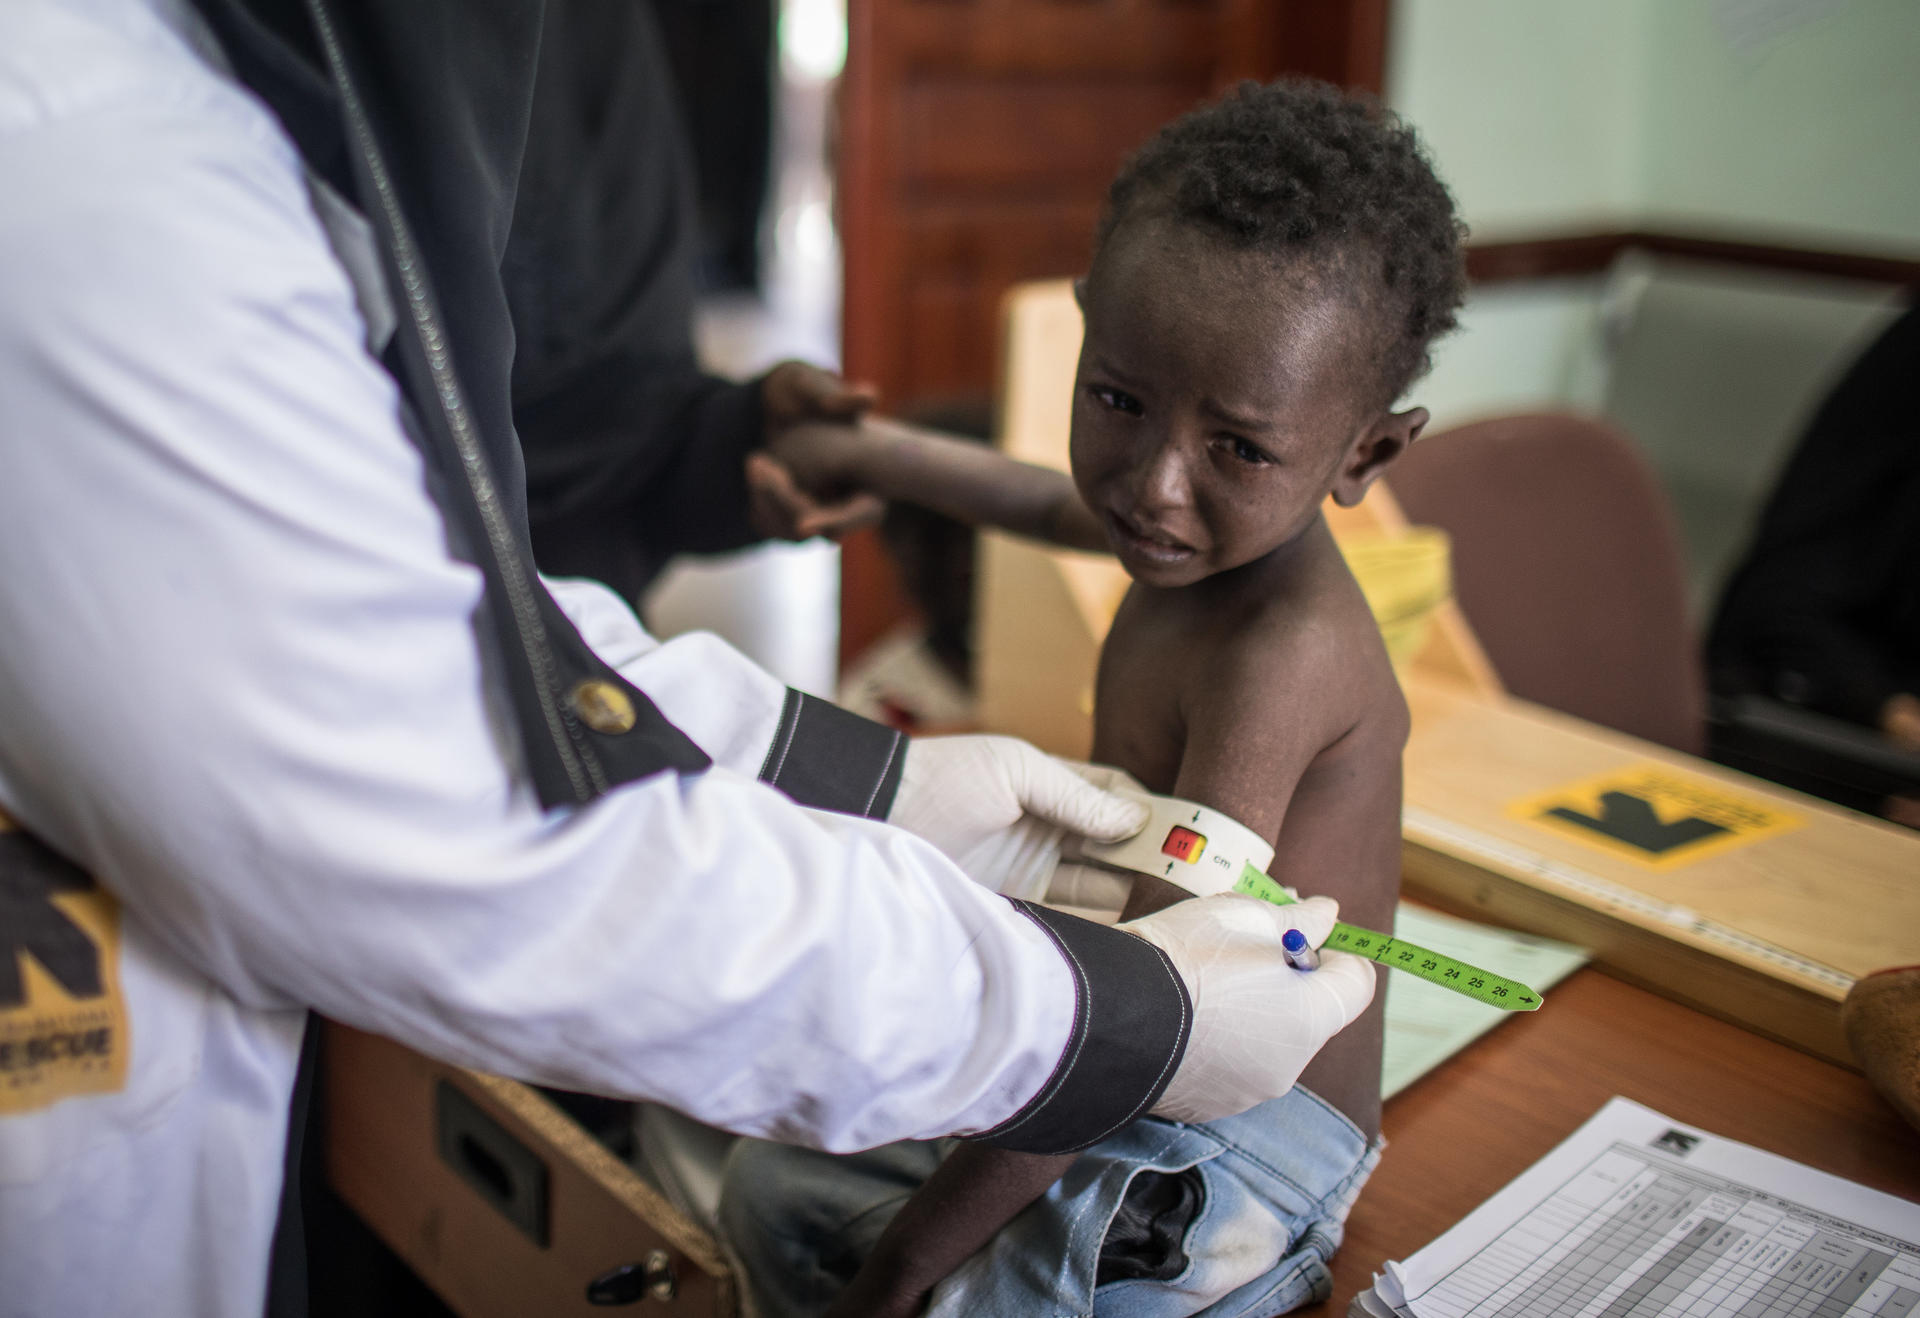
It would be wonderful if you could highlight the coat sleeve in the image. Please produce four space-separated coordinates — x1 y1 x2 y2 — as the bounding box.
0 60 1192 1157
0 83 1074 1153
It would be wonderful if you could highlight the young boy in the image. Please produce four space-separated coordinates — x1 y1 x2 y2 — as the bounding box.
724 78 1465 1316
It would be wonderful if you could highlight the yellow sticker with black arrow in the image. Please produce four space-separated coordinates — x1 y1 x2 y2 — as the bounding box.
0 812 130 1114
1507 764 1802 871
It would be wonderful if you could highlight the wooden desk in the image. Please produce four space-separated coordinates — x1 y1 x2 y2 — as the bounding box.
1324 968 1920 1318
1399 676 1920 1066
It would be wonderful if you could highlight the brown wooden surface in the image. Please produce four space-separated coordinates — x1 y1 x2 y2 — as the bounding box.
324 1023 737 1318
1466 230 1920 287
1322 967 1920 1318
1274 0 1391 95
1400 674 1920 1066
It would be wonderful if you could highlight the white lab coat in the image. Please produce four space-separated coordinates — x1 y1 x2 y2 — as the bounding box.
0 2 1075 1313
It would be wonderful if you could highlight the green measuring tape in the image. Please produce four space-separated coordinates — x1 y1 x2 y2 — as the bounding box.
1234 864 1543 1011
1076 790 1546 1012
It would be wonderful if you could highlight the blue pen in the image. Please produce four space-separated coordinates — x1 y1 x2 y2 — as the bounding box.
1281 927 1321 972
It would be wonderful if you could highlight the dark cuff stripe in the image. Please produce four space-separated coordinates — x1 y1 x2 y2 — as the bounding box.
971 902 1192 1156
757 690 905 819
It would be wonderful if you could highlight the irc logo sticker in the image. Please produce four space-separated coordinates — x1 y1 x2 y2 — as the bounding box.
1507 764 1803 870
0 814 129 1114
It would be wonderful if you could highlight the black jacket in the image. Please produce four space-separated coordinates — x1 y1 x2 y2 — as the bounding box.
509 0 768 604
190 0 723 807
1710 301 1920 727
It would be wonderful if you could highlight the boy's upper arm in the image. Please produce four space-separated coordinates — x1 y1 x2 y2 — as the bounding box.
1171 620 1402 924
1169 620 1355 847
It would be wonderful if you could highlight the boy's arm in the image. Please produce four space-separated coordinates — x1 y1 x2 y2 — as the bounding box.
1156 627 1399 921
823 1146 1076 1318
1109 634 1337 923
765 416 1110 551
817 637 1341 1316
1158 625 1404 1136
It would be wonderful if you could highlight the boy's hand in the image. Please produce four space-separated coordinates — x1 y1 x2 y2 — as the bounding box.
889 736 1151 898
1124 895 1376 1125
744 449 882 541
748 361 885 541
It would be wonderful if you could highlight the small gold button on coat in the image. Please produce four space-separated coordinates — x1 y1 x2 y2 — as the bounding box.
570 679 636 735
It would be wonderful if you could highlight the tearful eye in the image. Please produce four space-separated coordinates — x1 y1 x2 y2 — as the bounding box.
1221 435 1276 466
1088 385 1144 417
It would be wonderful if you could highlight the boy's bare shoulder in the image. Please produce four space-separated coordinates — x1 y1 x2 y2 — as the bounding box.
1093 519 1408 811
1189 529 1402 739
1098 521 1405 845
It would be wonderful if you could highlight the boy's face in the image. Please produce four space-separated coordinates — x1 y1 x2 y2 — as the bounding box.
1069 216 1423 589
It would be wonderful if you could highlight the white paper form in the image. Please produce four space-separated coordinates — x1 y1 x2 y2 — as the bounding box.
1375 1098 1920 1318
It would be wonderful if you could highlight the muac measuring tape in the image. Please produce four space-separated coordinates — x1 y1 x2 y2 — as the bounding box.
1081 793 1543 1011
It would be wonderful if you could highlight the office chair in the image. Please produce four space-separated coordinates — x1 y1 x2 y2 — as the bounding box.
1385 413 1707 755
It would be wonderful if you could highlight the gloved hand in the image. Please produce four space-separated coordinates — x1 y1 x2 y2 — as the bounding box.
1042 861 1134 916
889 736 1149 898
1124 895 1376 1125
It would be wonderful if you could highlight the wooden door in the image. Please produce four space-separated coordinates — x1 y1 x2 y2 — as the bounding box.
837 0 1388 665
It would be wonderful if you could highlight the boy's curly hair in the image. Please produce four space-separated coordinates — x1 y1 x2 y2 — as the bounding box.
1097 78 1467 405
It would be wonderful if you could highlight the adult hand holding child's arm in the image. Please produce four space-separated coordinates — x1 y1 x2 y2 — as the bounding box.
742 360 886 541
890 735 1151 897
1126 894 1377 1124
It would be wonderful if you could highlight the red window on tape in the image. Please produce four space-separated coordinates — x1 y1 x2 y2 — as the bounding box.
1161 826 1206 863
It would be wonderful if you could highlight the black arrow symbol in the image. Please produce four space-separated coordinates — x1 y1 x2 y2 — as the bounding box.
1544 791 1728 855
0 832 105 1008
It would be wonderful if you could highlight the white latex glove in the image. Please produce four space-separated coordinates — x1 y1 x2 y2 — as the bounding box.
1124 895 1376 1125
1042 861 1134 918
889 736 1149 898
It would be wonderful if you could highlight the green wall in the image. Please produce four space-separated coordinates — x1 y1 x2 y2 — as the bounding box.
1389 0 1920 246
1638 1 1920 248
1388 0 1647 240
1385 0 1920 426
1385 0 1918 611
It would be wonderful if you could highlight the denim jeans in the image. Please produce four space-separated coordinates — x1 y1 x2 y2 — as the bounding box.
721 1086 1382 1318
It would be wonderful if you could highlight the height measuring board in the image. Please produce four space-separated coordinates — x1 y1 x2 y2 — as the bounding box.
1081 793 1543 1011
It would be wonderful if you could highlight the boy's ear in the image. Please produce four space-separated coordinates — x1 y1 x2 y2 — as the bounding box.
1330 406 1428 508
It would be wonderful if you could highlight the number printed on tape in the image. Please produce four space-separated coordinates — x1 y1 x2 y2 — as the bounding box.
1234 864 1543 1011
